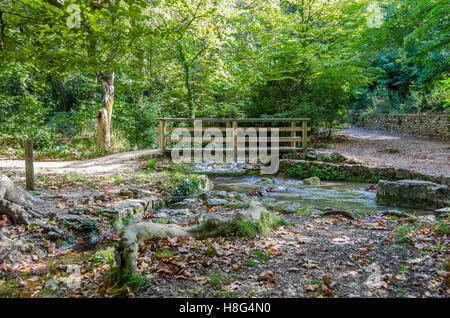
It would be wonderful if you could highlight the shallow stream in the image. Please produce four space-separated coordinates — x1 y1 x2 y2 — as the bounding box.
211 175 430 215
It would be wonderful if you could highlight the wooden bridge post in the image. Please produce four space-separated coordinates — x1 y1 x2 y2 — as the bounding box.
291 121 296 148
302 120 308 150
159 120 166 154
24 139 34 191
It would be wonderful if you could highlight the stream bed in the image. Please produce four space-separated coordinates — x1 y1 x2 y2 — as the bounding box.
210 175 430 215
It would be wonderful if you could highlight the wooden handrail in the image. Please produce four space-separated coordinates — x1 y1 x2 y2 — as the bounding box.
155 118 311 122
156 118 311 159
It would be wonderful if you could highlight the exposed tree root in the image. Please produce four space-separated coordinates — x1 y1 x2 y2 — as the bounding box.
0 175 56 229
114 201 282 275
320 210 356 220
382 210 417 222
382 210 410 218
0 174 44 207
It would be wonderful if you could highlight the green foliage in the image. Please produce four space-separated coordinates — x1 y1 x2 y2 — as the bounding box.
155 248 173 259
253 250 270 262
89 249 114 268
0 0 447 159
157 172 210 200
234 213 288 238
245 259 258 267
287 163 347 181
384 147 401 154
146 159 158 171
207 270 224 287
393 224 414 243
430 218 448 235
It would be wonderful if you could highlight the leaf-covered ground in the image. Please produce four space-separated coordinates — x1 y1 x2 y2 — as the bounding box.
1 168 448 298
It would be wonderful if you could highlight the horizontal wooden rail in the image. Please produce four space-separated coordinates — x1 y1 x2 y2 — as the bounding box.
155 118 311 122
155 126 310 132
166 137 310 143
156 118 311 160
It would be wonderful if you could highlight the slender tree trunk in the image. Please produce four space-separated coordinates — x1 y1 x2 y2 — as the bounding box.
96 69 115 152
50 77 73 112
177 41 195 118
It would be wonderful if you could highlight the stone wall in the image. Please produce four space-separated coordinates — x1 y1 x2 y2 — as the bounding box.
357 113 449 138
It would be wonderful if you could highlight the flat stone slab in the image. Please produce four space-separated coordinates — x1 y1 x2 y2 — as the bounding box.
376 179 450 210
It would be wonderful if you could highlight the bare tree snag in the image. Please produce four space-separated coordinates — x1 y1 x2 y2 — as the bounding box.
114 202 280 275
96 108 110 152
96 68 115 152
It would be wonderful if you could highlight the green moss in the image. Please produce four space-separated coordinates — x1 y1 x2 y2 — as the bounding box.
234 213 289 238
287 162 347 181
158 172 211 201
384 147 401 153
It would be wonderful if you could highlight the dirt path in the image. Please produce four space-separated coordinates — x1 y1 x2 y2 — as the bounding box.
323 127 450 178
1 127 449 179
0 149 160 176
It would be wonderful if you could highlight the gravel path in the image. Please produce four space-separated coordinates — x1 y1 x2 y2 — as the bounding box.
323 127 450 178
0 149 160 176
1 127 449 178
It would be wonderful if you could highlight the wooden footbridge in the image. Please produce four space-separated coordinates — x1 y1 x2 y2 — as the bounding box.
155 118 311 160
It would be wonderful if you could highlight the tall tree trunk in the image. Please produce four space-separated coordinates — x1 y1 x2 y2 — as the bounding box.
177 41 196 118
50 76 73 112
96 69 115 152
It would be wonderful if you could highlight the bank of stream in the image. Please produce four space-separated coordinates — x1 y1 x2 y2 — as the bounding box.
1 161 448 298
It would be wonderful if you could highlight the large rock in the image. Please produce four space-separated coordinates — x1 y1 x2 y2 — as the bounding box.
255 177 274 185
207 198 228 206
303 177 321 185
376 180 450 210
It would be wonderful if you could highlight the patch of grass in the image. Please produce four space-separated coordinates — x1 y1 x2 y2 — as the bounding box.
113 175 123 185
208 270 224 287
295 206 312 217
253 250 269 262
313 143 334 149
393 224 414 243
215 290 237 298
155 248 173 259
398 262 408 273
146 158 158 170
157 172 211 200
103 267 148 290
384 147 401 153
430 218 448 235
112 216 138 230
234 213 289 238
245 258 258 267
89 249 114 268
434 239 446 251
235 220 259 237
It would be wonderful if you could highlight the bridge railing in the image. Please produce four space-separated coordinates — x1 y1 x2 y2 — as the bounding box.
154 118 311 159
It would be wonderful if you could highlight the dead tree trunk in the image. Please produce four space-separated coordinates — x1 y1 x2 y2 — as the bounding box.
96 69 115 152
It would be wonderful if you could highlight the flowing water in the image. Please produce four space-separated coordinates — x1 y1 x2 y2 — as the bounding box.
211 175 430 215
